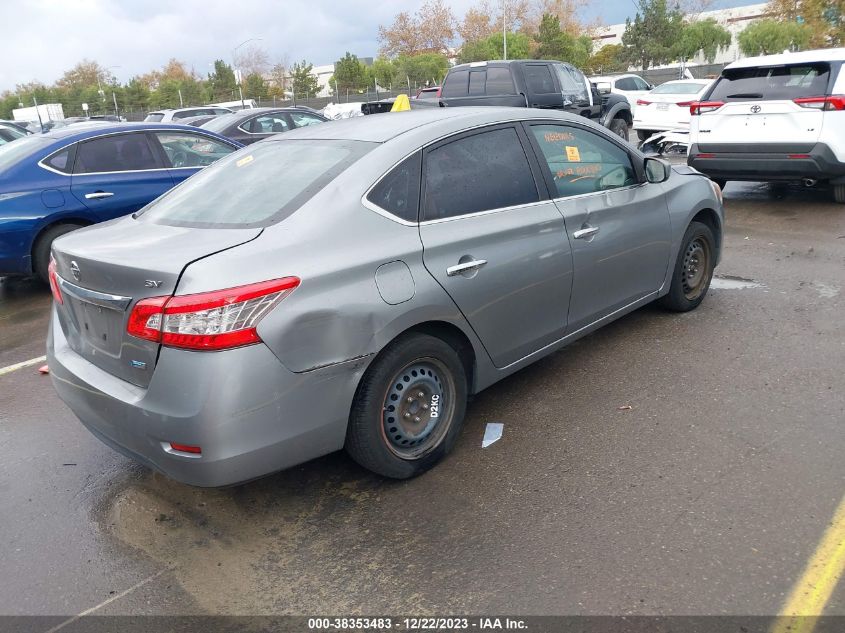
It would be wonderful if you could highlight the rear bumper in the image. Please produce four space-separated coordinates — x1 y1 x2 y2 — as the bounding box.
47 307 362 486
688 142 845 182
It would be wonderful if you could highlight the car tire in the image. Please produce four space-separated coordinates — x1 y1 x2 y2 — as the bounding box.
32 223 84 284
834 184 845 204
345 333 468 479
637 129 653 141
658 221 716 312
609 117 630 140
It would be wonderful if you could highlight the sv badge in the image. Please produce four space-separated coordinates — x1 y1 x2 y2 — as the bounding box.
144 280 163 288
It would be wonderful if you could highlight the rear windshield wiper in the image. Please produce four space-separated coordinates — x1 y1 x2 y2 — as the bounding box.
726 93 763 99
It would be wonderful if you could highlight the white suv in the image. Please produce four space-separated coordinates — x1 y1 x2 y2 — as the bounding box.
688 48 845 202
590 73 653 115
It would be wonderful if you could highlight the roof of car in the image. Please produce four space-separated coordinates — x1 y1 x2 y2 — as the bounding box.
40 122 230 141
726 47 845 69
590 73 644 82
263 107 588 144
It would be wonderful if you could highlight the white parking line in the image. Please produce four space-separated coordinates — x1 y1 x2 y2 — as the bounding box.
43 568 170 633
0 355 47 377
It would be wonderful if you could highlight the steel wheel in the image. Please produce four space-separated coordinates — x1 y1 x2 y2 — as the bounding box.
381 357 455 460
681 236 712 301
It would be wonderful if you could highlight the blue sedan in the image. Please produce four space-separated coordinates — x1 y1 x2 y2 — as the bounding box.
0 123 242 281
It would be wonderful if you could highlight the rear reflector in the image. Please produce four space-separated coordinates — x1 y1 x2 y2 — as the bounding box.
787 154 811 159
695 153 716 159
127 277 300 351
690 101 724 115
169 443 201 454
794 95 845 111
48 257 62 305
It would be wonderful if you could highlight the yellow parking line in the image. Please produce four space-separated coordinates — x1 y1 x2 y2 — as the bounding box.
0 355 46 377
771 494 845 633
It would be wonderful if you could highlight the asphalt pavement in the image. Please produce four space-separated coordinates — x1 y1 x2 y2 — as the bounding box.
1 181 843 620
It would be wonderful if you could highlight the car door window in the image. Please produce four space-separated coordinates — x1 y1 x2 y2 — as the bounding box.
74 133 163 174
554 64 589 103
529 124 637 198
524 64 556 94
152 132 235 168
615 77 636 91
442 70 469 97
632 77 650 90
469 70 486 96
424 127 539 221
366 151 421 223
240 114 291 134
486 67 515 95
289 112 324 128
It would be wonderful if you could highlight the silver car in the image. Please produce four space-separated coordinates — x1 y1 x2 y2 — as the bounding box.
47 108 724 486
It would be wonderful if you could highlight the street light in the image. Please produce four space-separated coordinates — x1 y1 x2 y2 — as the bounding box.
232 37 263 109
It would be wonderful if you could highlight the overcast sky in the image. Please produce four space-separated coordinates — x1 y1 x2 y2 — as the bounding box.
1 0 758 91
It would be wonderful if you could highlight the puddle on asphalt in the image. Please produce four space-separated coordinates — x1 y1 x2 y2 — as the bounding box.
710 275 764 290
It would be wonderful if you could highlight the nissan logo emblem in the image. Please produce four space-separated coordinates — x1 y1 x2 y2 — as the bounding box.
750 105 762 113
70 261 81 281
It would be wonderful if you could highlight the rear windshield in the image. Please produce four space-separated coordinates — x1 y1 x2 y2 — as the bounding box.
201 112 242 132
708 63 831 101
0 135 50 173
136 139 374 228
652 82 709 94
144 113 165 122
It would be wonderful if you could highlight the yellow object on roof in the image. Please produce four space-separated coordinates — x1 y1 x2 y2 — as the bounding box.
391 94 411 112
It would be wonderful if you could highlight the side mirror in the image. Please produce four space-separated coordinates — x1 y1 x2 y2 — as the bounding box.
644 157 671 183
595 82 612 95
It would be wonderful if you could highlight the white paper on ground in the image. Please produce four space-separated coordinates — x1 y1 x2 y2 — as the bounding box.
482 422 504 448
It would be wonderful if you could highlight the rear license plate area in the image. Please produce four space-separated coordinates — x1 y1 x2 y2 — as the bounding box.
67 297 123 356
657 103 669 111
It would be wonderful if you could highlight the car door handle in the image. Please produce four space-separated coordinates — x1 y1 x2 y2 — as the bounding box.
573 225 600 239
84 191 114 200
446 259 488 277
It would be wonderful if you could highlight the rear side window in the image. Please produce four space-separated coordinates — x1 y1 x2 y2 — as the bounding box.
469 71 486 96
144 113 164 122
43 146 75 174
709 64 831 101
652 82 709 94
74 133 163 173
486 67 515 94
423 127 539 221
615 77 637 91
442 70 469 98
136 139 374 228
367 151 421 223
524 64 556 94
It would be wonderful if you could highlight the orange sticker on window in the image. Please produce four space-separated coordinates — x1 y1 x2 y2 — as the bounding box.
566 146 581 162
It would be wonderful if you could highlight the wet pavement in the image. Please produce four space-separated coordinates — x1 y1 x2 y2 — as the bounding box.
1 181 843 618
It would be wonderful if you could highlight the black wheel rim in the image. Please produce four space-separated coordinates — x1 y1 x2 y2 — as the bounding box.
682 236 711 301
381 357 455 460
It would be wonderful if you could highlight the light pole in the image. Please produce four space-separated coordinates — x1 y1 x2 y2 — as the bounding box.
232 37 263 109
502 0 507 61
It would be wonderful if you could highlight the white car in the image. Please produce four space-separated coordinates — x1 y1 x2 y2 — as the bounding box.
144 106 233 122
688 48 845 202
591 73 653 116
633 79 713 141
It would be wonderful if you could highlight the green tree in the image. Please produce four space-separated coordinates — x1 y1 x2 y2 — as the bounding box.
622 0 685 70
290 60 319 98
459 31 532 62
676 18 732 62
208 60 237 101
243 73 268 101
769 0 845 48
738 19 811 56
123 78 150 112
586 44 627 74
534 14 592 67
371 58 399 89
394 53 450 87
333 52 369 93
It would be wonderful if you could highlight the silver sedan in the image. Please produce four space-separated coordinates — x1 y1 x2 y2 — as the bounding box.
47 107 724 485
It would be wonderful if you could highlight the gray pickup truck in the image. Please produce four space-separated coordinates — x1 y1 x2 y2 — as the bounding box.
439 60 633 139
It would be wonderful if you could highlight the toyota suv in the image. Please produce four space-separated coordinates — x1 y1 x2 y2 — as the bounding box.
688 48 845 202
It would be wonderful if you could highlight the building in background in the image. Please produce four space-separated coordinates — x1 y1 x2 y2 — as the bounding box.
592 3 773 66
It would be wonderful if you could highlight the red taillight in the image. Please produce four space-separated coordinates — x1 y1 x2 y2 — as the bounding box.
676 100 694 107
636 99 651 106
794 95 845 110
48 257 62 304
127 277 300 351
169 443 201 454
690 101 724 115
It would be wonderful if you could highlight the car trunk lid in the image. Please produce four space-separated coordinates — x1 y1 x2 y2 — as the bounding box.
51 218 261 387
